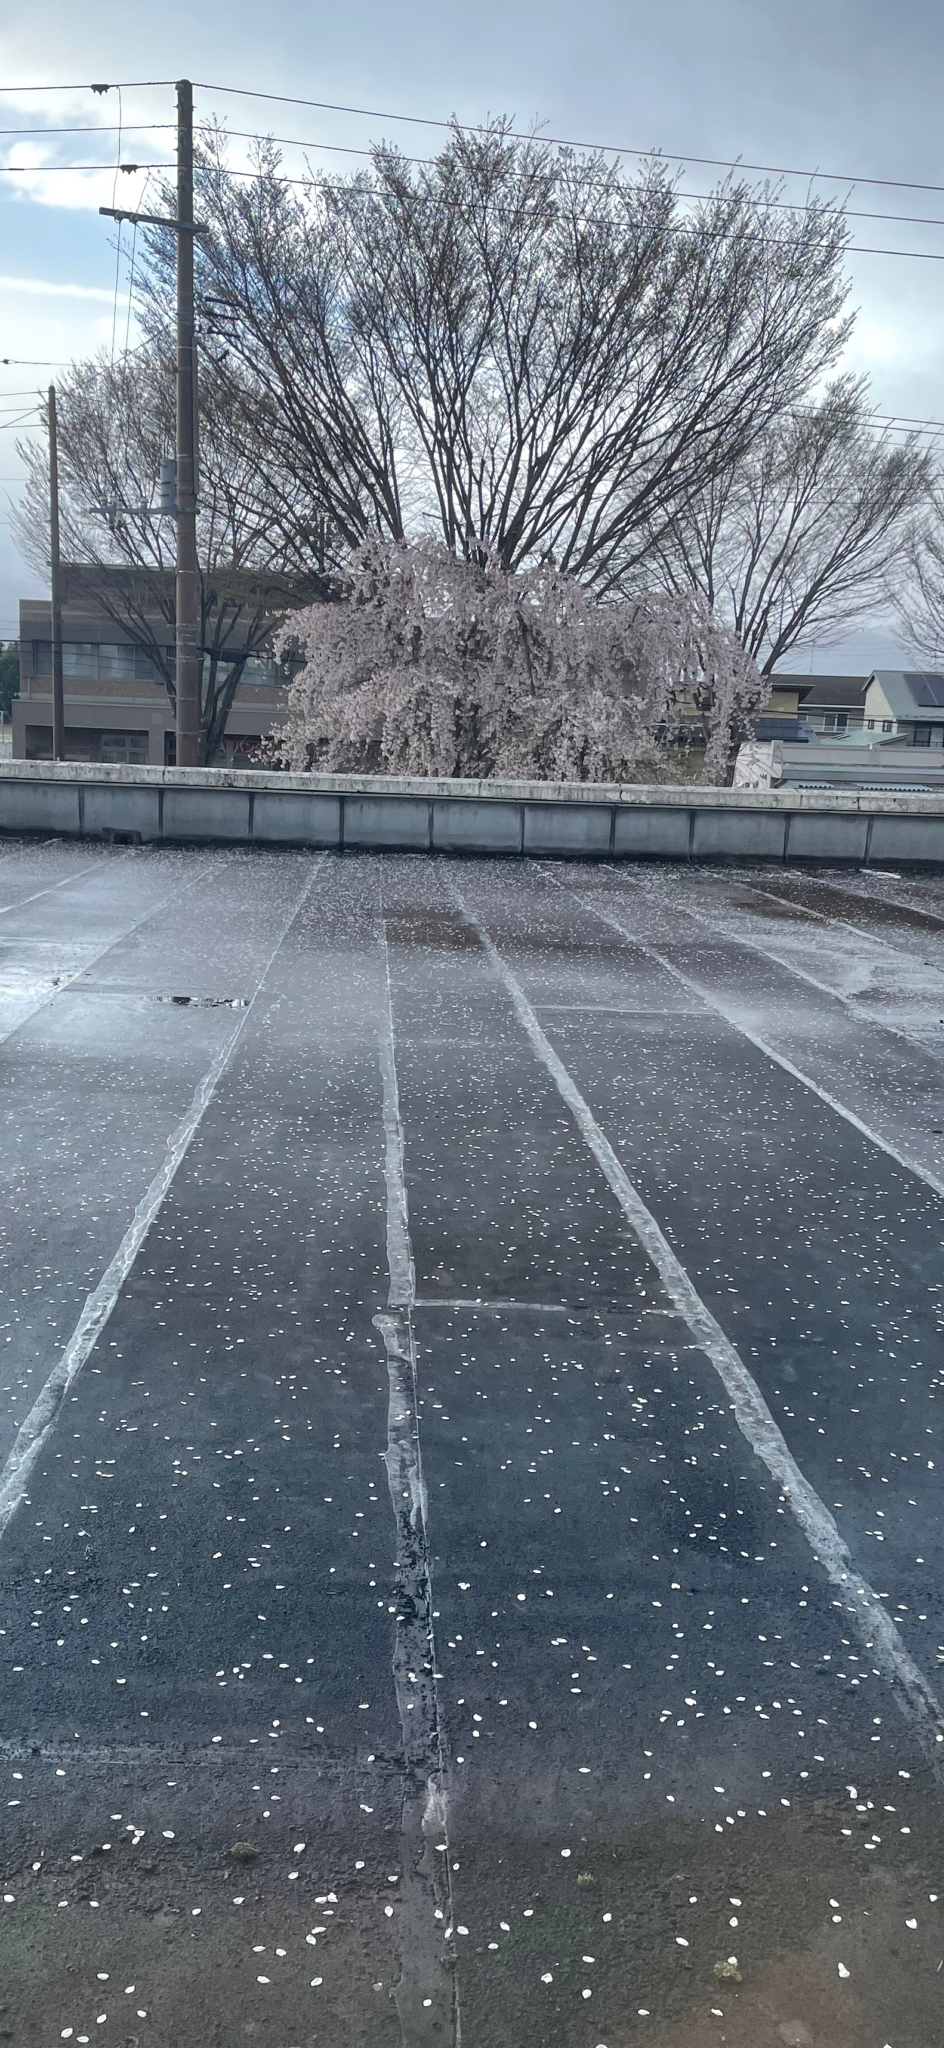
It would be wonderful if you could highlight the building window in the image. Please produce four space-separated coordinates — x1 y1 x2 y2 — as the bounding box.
217 653 278 686
882 719 893 732
25 726 104 761
822 711 849 732
29 640 161 682
62 643 97 678
97 645 136 682
101 730 148 765
866 717 875 729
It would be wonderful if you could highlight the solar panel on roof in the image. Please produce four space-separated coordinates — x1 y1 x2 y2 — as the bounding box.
904 671 944 707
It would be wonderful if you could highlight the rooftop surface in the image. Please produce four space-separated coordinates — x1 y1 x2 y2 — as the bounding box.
1 840 943 2046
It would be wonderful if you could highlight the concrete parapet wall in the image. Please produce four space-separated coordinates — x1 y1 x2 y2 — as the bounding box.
2 760 944 864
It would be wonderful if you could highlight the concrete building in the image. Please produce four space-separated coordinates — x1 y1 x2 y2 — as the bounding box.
13 590 287 767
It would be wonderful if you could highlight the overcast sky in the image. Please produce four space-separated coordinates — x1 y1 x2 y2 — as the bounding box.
3 0 943 669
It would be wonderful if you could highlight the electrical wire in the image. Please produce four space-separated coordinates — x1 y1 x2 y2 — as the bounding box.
190 81 944 201
0 123 176 135
7 152 944 264
2 83 943 439
123 185 149 358
25 146 931 264
184 162 944 264
0 81 175 93
109 89 124 362
3 76 944 202
203 146 944 234
7 138 944 240
10 146 944 255
0 160 172 172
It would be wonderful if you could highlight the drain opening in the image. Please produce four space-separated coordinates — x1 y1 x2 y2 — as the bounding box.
159 994 250 1009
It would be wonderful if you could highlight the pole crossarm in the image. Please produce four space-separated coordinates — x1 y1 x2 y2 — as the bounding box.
98 205 207 233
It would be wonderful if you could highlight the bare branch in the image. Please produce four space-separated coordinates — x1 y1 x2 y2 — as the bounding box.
13 344 336 762
647 377 931 672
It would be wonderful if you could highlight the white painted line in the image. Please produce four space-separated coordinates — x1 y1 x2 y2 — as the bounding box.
752 869 944 941
0 889 190 1050
566 879 944 1206
379 927 417 1317
535 1002 703 1016
0 856 325 1542
452 881 944 1776
635 871 944 1065
0 851 107 917
721 874 940 958
0 853 218 1051
376 916 459 2046
414 1297 569 1314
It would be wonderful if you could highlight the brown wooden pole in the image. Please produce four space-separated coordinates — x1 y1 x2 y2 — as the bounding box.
48 384 65 761
175 78 200 767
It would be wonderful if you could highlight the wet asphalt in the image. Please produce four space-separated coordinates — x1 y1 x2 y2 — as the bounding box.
0 839 943 2048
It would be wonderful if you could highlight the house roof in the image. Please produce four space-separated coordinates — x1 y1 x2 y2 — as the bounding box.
768 673 868 707
868 669 944 720
768 674 813 699
798 676 868 708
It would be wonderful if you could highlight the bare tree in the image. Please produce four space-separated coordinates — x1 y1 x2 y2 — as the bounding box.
896 476 944 668
646 377 931 673
14 346 336 763
137 124 854 593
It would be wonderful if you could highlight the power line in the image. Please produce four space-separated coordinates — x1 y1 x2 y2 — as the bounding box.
4 77 944 203
9 131 944 239
183 163 944 264
109 87 125 362
190 80 944 201
0 81 174 93
0 160 173 173
8 145 944 262
87 147 944 263
866 410 944 427
182 130 944 231
0 123 176 135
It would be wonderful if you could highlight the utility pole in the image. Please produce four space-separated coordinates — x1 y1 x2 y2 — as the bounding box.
100 78 203 768
47 385 65 762
174 78 200 768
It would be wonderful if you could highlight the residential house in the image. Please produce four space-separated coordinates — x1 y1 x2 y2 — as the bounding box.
789 675 867 736
861 670 944 748
751 674 815 741
758 674 869 739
